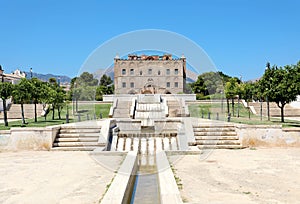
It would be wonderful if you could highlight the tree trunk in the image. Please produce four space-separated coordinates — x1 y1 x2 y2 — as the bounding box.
267 97 270 121
34 102 37 122
280 105 285 123
231 98 235 116
52 106 55 120
247 102 251 119
227 98 230 114
58 106 61 120
237 97 240 118
21 103 26 124
260 98 262 121
3 99 8 126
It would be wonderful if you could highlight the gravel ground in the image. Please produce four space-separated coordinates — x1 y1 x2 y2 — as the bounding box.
170 148 300 204
0 151 122 204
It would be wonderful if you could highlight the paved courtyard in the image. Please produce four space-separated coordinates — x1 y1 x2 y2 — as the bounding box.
171 148 300 203
1 148 300 203
0 151 122 204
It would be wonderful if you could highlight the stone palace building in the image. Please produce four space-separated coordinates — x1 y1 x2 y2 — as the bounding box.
114 54 187 94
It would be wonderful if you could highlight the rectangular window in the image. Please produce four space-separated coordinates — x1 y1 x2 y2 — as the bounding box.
166 82 170 88
166 69 170 75
122 69 126 75
130 82 134 88
175 82 179 88
122 82 126 88
130 69 134 75
148 69 152 75
175 69 178 75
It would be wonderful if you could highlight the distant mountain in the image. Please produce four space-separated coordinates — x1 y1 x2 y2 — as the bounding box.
93 67 114 81
24 72 71 83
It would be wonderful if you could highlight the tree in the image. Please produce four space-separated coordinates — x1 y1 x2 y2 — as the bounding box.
190 76 208 95
77 72 98 86
260 64 298 122
258 62 272 120
100 74 113 86
39 82 52 120
48 82 66 120
29 78 43 122
225 78 238 116
49 77 57 84
0 82 13 126
95 75 114 101
241 82 255 119
12 78 32 124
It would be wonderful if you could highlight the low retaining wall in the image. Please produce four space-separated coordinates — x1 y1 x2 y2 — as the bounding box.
236 125 300 147
1 126 60 151
103 94 196 102
101 151 138 204
156 151 183 204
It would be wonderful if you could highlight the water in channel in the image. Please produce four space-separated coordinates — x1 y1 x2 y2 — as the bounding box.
116 132 178 204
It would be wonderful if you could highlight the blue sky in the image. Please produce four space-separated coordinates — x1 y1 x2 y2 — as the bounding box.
0 0 299 80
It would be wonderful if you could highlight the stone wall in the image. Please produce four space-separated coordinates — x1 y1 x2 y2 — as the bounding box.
236 124 300 147
114 57 186 94
103 94 196 102
0 126 60 151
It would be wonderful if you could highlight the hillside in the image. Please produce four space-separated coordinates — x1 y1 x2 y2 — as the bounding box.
24 72 71 83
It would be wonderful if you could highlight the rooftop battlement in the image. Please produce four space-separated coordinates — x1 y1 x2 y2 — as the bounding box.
115 54 185 61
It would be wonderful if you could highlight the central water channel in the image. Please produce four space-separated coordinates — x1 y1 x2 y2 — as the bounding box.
116 131 178 203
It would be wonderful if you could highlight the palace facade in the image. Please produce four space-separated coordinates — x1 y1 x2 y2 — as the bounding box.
114 54 186 94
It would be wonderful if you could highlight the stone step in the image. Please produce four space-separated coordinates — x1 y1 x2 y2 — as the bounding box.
55 137 99 142
193 125 235 128
194 132 237 136
51 146 104 151
197 144 243 149
195 136 239 140
60 125 102 129
59 129 101 133
57 133 100 138
196 140 241 145
53 142 101 147
193 127 236 132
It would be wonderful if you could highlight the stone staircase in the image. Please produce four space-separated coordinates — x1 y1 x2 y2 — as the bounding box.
192 124 242 149
134 95 165 127
0 104 44 119
113 100 131 118
52 125 105 151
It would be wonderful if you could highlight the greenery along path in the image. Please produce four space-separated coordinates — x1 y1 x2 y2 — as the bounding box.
0 103 111 130
188 103 300 128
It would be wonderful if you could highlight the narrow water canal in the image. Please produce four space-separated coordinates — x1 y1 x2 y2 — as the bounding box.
130 154 160 204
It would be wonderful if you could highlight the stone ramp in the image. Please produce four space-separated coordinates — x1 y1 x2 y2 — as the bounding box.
52 123 105 151
0 104 44 119
192 122 242 149
249 102 300 117
112 100 131 118
167 99 188 117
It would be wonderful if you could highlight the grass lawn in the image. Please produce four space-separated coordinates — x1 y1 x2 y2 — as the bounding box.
0 103 112 130
189 102 300 128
